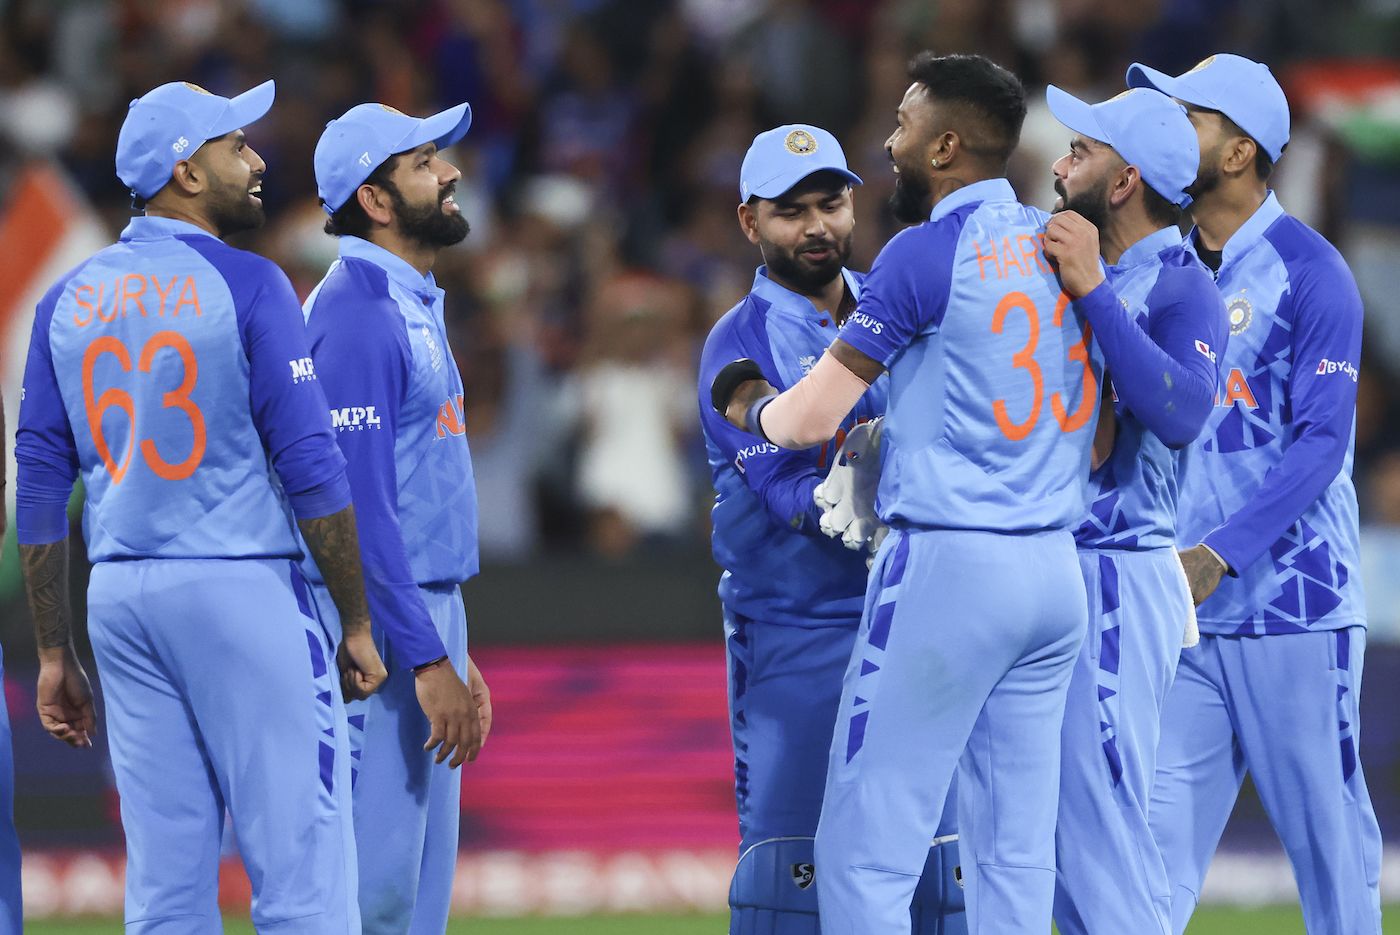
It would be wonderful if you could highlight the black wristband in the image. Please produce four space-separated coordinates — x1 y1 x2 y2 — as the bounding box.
413 654 450 674
710 358 766 414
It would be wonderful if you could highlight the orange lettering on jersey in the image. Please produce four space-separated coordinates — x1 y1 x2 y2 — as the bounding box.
435 394 467 438
1001 237 1028 277
1220 369 1257 409
1018 234 1052 274
121 274 149 318
152 275 179 316
171 276 202 317
973 240 1002 281
96 281 118 323
73 284 96 327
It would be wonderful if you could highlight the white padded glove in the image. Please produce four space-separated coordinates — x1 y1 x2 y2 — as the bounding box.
814 419 886 554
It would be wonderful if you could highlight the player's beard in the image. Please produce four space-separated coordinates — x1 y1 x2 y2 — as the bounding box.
1185 157 1222 200
761 229 853 296
393 183 470 248
889 170 932 224
208 173 265 238
1053 177 1110 233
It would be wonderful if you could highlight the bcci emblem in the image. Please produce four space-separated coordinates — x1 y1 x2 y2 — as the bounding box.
791 862 815 890
785 129 818 156
1227 293 1253 336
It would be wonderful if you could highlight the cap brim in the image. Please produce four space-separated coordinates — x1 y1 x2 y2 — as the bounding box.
748 166 863 200
207 79 276 139
1126 63 1221 112
1046 85 1110 146
396 102 473 154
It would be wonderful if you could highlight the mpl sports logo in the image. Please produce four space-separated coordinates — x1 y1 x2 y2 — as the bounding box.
331 406 381 430
1316 358 1359 382
289 357 317 383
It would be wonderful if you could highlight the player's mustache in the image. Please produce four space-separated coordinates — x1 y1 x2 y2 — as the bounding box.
798 238 837 254
1054 179 1067 200
439 183 456 204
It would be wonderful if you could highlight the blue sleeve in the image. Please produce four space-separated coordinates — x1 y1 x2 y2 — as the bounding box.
837 222 956 367
1075 265 1224 449
699 399 826 534
1202 247 1363 575
308 280 448 670
181 238 350 518
14 282 79 544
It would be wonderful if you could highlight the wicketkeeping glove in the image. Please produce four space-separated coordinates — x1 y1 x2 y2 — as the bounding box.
814 418 886 554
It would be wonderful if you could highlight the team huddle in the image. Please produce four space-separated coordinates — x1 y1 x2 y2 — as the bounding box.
0 44 1374 935
703 52 1376 935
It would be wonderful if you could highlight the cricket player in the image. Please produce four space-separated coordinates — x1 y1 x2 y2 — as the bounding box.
0 394 18 934
714 54 1100 935
1124 54 1381 935
699 124 964 935
1039 87 1227 935
305 101 491 935
13 80 387 933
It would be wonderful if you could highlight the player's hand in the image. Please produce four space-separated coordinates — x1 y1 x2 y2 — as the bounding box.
1042 211 1106 299
466 655 493 751
1179 544 1228 606
814 418 886 553
337 627 388 701
415 661 482 768
36 645 96 748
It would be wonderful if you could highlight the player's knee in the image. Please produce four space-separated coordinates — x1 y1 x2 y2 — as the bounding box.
910 835 968 935
729 837 821 935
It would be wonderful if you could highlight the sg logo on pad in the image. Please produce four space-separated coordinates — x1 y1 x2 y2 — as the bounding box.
790 862 815 890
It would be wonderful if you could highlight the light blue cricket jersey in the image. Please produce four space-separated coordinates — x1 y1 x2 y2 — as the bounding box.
699 267 887 628
302 236 478 668
1075 227 1227 551
838 178 1100 532
15 216 349 559
1176 193 1365 634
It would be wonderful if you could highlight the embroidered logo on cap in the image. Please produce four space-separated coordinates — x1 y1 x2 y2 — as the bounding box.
785 129 818 155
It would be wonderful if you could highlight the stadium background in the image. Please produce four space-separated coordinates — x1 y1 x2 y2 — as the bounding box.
0 0 1399 928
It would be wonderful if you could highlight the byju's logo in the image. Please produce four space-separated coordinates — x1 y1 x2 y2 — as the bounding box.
331 406 382 430
1315 358 1359 382
289 357 317 382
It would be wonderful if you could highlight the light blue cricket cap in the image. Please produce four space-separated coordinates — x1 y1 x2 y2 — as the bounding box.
1047 85 1200 208
315 101 473 213
739 124 862 202
1126 54 1290 162
116 79 275 200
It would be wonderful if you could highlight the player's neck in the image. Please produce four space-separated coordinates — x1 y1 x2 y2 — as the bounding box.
142 204 220 238
1100 209 1158 266
1187 183 1268 253
367 229 437 279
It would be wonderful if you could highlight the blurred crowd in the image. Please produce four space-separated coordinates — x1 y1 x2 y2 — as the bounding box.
2 0 1400 564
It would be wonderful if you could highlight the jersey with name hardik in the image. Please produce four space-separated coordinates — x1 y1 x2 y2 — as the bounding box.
839 178 1100 532
302 236 478 668
14 216 349 560
700 267 887 628
1075 227 1225 551
1177 193 1365 634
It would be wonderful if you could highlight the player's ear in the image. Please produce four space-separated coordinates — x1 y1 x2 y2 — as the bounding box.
1222 135 1257 179
1109 164 1138 209
737 201 762 246
169 158 204 196
929 130 957 170
356 183 394 228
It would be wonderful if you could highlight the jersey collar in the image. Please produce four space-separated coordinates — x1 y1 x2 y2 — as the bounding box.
338 235 442 302
1186 191 1284 275
928 178 1016 222
750 265 862 321
119 215 219 242
1112 225 1182 272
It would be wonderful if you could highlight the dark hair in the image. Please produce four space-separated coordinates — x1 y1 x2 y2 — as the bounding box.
906 52 1027 168
323 155 400 238
1141 182 1182 228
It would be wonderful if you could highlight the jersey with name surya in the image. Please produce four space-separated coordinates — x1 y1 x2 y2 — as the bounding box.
1177 194 1365 634
700 267 886 628
838 178 1100 533
17 216 345 561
